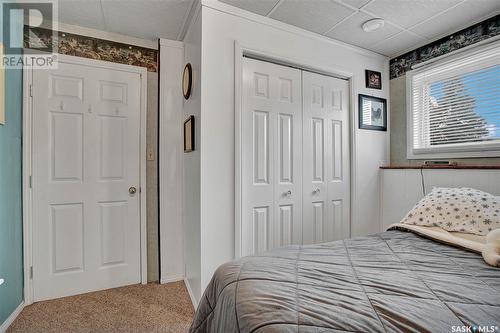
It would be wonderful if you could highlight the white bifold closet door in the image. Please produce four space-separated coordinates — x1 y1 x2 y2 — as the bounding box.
242 58 303 256
32 61 142 301
302 71 350 245
241 57 350 257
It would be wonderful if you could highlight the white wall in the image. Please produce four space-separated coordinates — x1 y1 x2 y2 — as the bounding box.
198 1 390 293
381 169 500 231
182 6 202 306
159 39 185 283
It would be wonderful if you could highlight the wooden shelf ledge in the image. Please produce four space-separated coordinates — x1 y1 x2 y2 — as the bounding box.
380 165 500 170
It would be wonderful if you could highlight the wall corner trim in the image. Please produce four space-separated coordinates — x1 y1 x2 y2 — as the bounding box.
158 41 185 286
183 279 199 310
159 38 185 49
0 301 24 333
177 0 201 41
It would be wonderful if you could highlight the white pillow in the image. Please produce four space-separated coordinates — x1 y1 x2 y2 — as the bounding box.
400 187 500 236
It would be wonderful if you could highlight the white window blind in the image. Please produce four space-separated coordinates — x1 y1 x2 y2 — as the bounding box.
408 42 500 158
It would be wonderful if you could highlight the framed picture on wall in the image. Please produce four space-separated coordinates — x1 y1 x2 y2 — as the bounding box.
358 94 387 131
182 63 192 99
365 69 382 89
184 115 195 152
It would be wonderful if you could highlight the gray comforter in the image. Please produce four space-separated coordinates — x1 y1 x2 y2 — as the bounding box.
190 230 500 333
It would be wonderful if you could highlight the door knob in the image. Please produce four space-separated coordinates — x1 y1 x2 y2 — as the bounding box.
129 186 137 195
284 190 292 197
313 188 321 195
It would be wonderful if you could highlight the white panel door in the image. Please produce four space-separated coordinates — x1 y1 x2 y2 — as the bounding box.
32 61 142 301
302 71 350 244
241 58 302 256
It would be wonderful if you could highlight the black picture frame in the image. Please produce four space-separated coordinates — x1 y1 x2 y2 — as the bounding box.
183 63 192 99
184 115 195 152
365 69 382 89
358 94 387 131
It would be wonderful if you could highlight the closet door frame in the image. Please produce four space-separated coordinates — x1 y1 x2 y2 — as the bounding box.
234 42 357 258
22 53 148 305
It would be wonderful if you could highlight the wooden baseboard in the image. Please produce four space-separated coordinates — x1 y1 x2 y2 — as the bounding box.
159 275 184 284
0 301 24 333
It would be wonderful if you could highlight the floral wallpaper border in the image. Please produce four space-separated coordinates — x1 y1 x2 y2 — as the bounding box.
24 27 158 72
390 14 500 80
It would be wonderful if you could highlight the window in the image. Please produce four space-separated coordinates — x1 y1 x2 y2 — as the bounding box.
407 42 500 159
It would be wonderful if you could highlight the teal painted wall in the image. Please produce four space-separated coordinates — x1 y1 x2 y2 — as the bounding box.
0 1 24 325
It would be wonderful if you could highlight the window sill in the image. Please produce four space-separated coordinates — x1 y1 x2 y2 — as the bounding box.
380 165 500 170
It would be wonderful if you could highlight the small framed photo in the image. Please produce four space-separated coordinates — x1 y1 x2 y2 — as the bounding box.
184 115 195 152
365 70 382 89
359 94 387 131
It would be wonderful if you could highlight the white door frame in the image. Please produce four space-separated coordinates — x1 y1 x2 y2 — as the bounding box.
234 41 358 258
22 54 148 305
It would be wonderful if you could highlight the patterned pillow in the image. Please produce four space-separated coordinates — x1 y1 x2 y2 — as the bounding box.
400 187 500 236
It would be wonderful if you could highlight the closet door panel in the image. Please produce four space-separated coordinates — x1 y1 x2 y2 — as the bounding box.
302 71 350 245
241 60 350 255
326 76 350 240
242 58 302 256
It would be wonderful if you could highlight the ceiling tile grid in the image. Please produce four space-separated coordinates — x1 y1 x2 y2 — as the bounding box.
362 0 462 29
370 30 426 56
57 0 196 41
218 0 500 57
100 0 192 40
269 0 355 34
325 11 401 49
58 0 106 31
219 0 281 16
340 0 371 9
408 0 500 39
56 0 500 57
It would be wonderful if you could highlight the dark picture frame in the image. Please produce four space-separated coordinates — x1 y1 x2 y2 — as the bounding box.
358 94 387 131
184 115 195 152
365 69 382 89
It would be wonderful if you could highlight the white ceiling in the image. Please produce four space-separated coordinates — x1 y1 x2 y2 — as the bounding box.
56 0 500 57
219 0 500 57
57 0 196 41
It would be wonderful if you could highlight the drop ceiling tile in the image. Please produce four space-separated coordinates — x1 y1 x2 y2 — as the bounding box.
326 11 401 49
100 0 192 40
363 0 462 29
270 0 355 34
340 0 372 9
409 0 500 39
58 0 106 31
371 31 426 57
219 0 280 16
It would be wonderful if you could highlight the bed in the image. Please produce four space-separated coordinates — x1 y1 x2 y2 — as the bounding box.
189 229 500 333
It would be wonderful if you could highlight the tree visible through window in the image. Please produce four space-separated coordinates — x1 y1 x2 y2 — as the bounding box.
428 69 495 146
409 45 500 159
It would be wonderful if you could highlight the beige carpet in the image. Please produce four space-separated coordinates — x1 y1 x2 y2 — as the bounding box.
7 282 195 333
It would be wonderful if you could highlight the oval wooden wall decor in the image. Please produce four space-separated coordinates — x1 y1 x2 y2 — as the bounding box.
183 63 192 99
